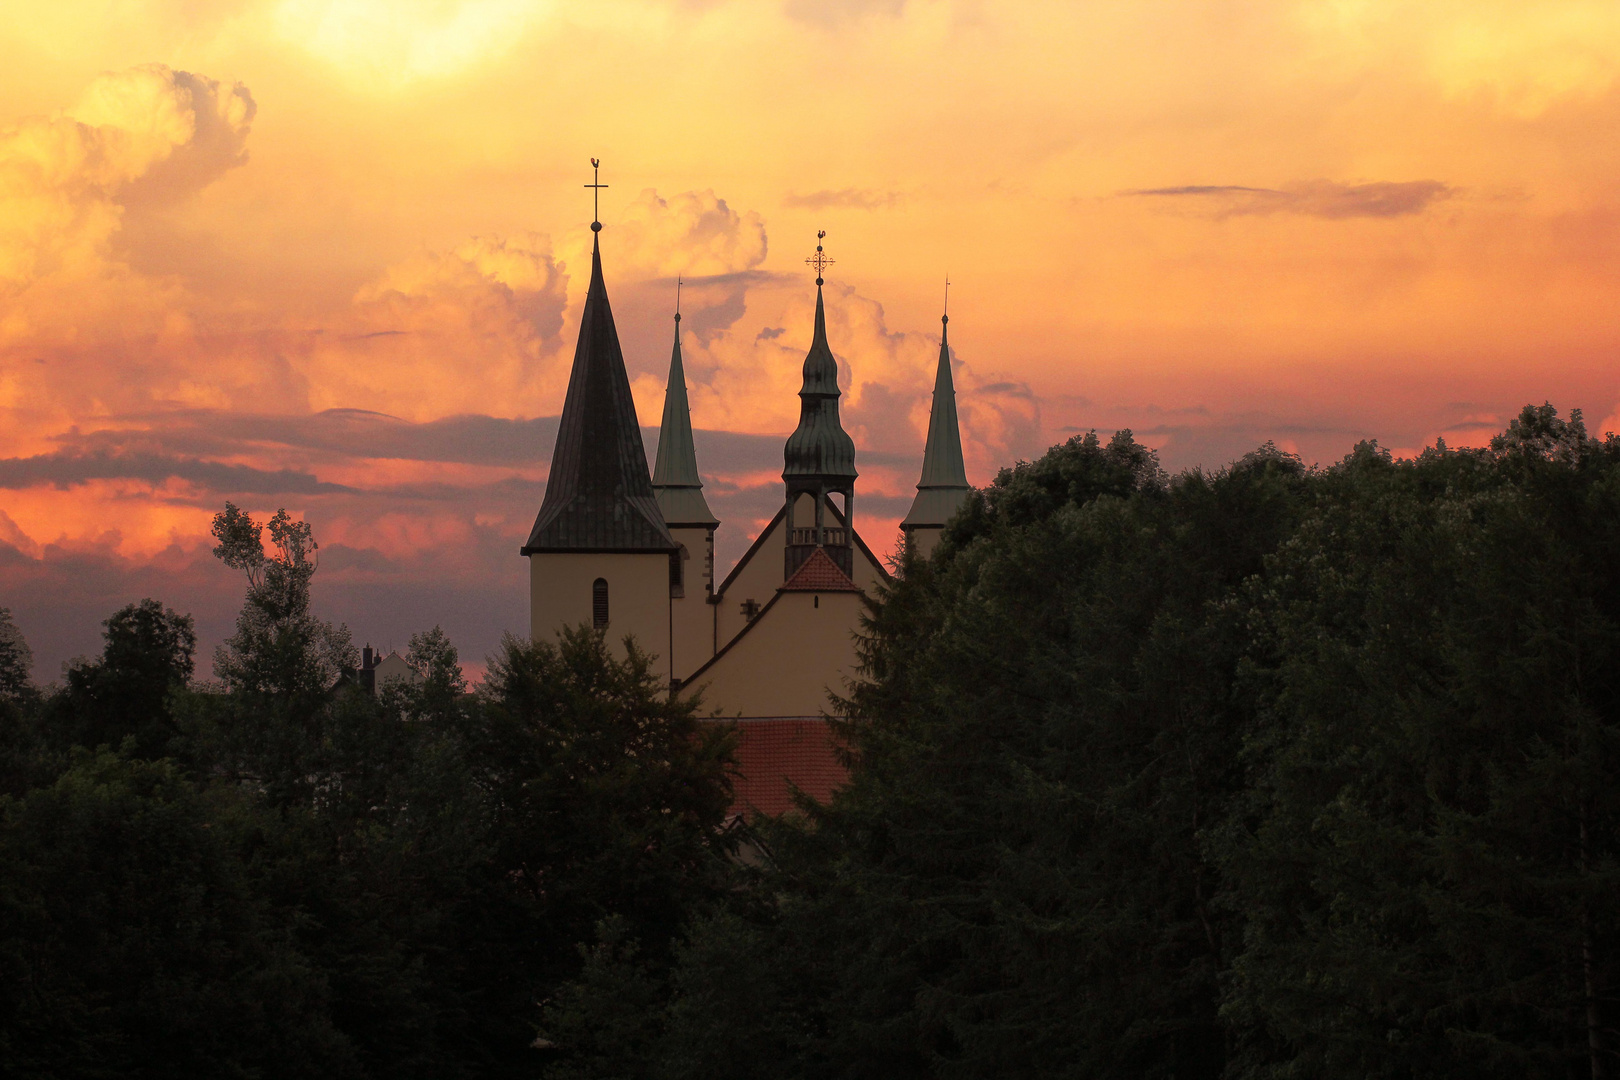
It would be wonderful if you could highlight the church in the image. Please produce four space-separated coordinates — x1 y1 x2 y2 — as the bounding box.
522 203 971 816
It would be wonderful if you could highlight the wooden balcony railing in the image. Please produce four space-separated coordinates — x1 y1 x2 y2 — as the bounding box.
789 527 849 547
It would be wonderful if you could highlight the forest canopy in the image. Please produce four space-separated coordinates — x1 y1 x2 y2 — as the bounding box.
2 404 1617 1080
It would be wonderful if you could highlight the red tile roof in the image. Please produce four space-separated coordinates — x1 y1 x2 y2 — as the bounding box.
779 548 859 592
723 717 848 817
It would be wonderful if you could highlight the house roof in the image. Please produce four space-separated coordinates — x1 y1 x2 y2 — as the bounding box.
780 547 859 592
723 717 848 817
522 235 677 555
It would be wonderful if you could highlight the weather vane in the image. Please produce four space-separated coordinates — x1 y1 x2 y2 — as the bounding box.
675 275 683 323
943 274 950 325
805 229 834 285
585 157 607 232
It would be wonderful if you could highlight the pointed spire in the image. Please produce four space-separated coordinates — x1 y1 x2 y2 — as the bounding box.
902 304 971 530
784 233 857 481
652 289 718 526
523 212 676 554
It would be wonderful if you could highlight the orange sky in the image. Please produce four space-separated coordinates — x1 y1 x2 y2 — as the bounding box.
4 0 1620 677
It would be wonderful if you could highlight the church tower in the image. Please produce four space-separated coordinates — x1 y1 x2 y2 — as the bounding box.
651 297 719 681
900 304 972 557
783 233 859 579
522 164 678 679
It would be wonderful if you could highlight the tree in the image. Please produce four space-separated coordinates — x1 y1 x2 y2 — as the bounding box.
638 432 1310 1080
45 599 196 759
0 752 352 1077
212 502 357 701
0 609 43 797
1218 408 1620 1079
208 503 358 804
478 627 735 1077
0 608 30 704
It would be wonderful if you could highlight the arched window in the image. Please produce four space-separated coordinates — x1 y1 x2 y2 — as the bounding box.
592 578 609 629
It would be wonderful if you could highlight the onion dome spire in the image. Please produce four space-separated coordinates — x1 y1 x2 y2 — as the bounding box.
902 286 971 530
783 233 857 482
652 280 718 526
523 161 676 554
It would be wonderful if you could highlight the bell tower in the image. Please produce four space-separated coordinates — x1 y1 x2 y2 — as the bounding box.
782 232 858 579
522 160 678 678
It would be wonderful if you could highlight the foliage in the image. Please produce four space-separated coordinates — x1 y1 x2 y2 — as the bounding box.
0 506 739 1079
212 501 357 702
1218 407 1620 1079
7 411 1620 1079
0 752 350 1079
540 409 1620 1080
0 607 31 704
46 599 196 760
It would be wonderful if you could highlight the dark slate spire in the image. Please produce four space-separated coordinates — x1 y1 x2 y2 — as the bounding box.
652 301 718 527
782 281 857 482
522 232 676 554
901 310 971 529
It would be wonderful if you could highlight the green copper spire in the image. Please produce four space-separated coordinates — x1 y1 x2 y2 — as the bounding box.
652 300 718 527
783 264 857 482
901 309 971 529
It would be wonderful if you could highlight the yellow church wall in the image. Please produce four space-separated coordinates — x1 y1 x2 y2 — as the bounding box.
848 532 892 592
668 525 716 682
529 553 672 682
684 589 864 718
904 526 944 561
714 509 788 651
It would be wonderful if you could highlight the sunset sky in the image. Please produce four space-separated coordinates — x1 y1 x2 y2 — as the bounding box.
4 0 1620 679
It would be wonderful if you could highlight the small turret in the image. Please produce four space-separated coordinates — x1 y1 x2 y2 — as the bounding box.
652 304 718 529
901 304 971 556
653 294 720 681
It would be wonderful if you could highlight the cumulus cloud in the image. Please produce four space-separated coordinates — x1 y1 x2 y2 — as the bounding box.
0 64 254 290
70 64 256 205
1126 179 1455 219
607 188 768 279
302 233 570 419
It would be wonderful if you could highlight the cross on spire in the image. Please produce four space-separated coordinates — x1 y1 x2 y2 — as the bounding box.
805 230 834 285
585 157 608 233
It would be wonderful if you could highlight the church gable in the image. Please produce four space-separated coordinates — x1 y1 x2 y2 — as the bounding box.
711 502 888 654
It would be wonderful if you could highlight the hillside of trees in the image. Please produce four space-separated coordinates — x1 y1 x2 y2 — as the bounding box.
2 403 1616 1079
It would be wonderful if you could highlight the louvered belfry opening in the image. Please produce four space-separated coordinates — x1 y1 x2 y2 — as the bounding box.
592 578 609 629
